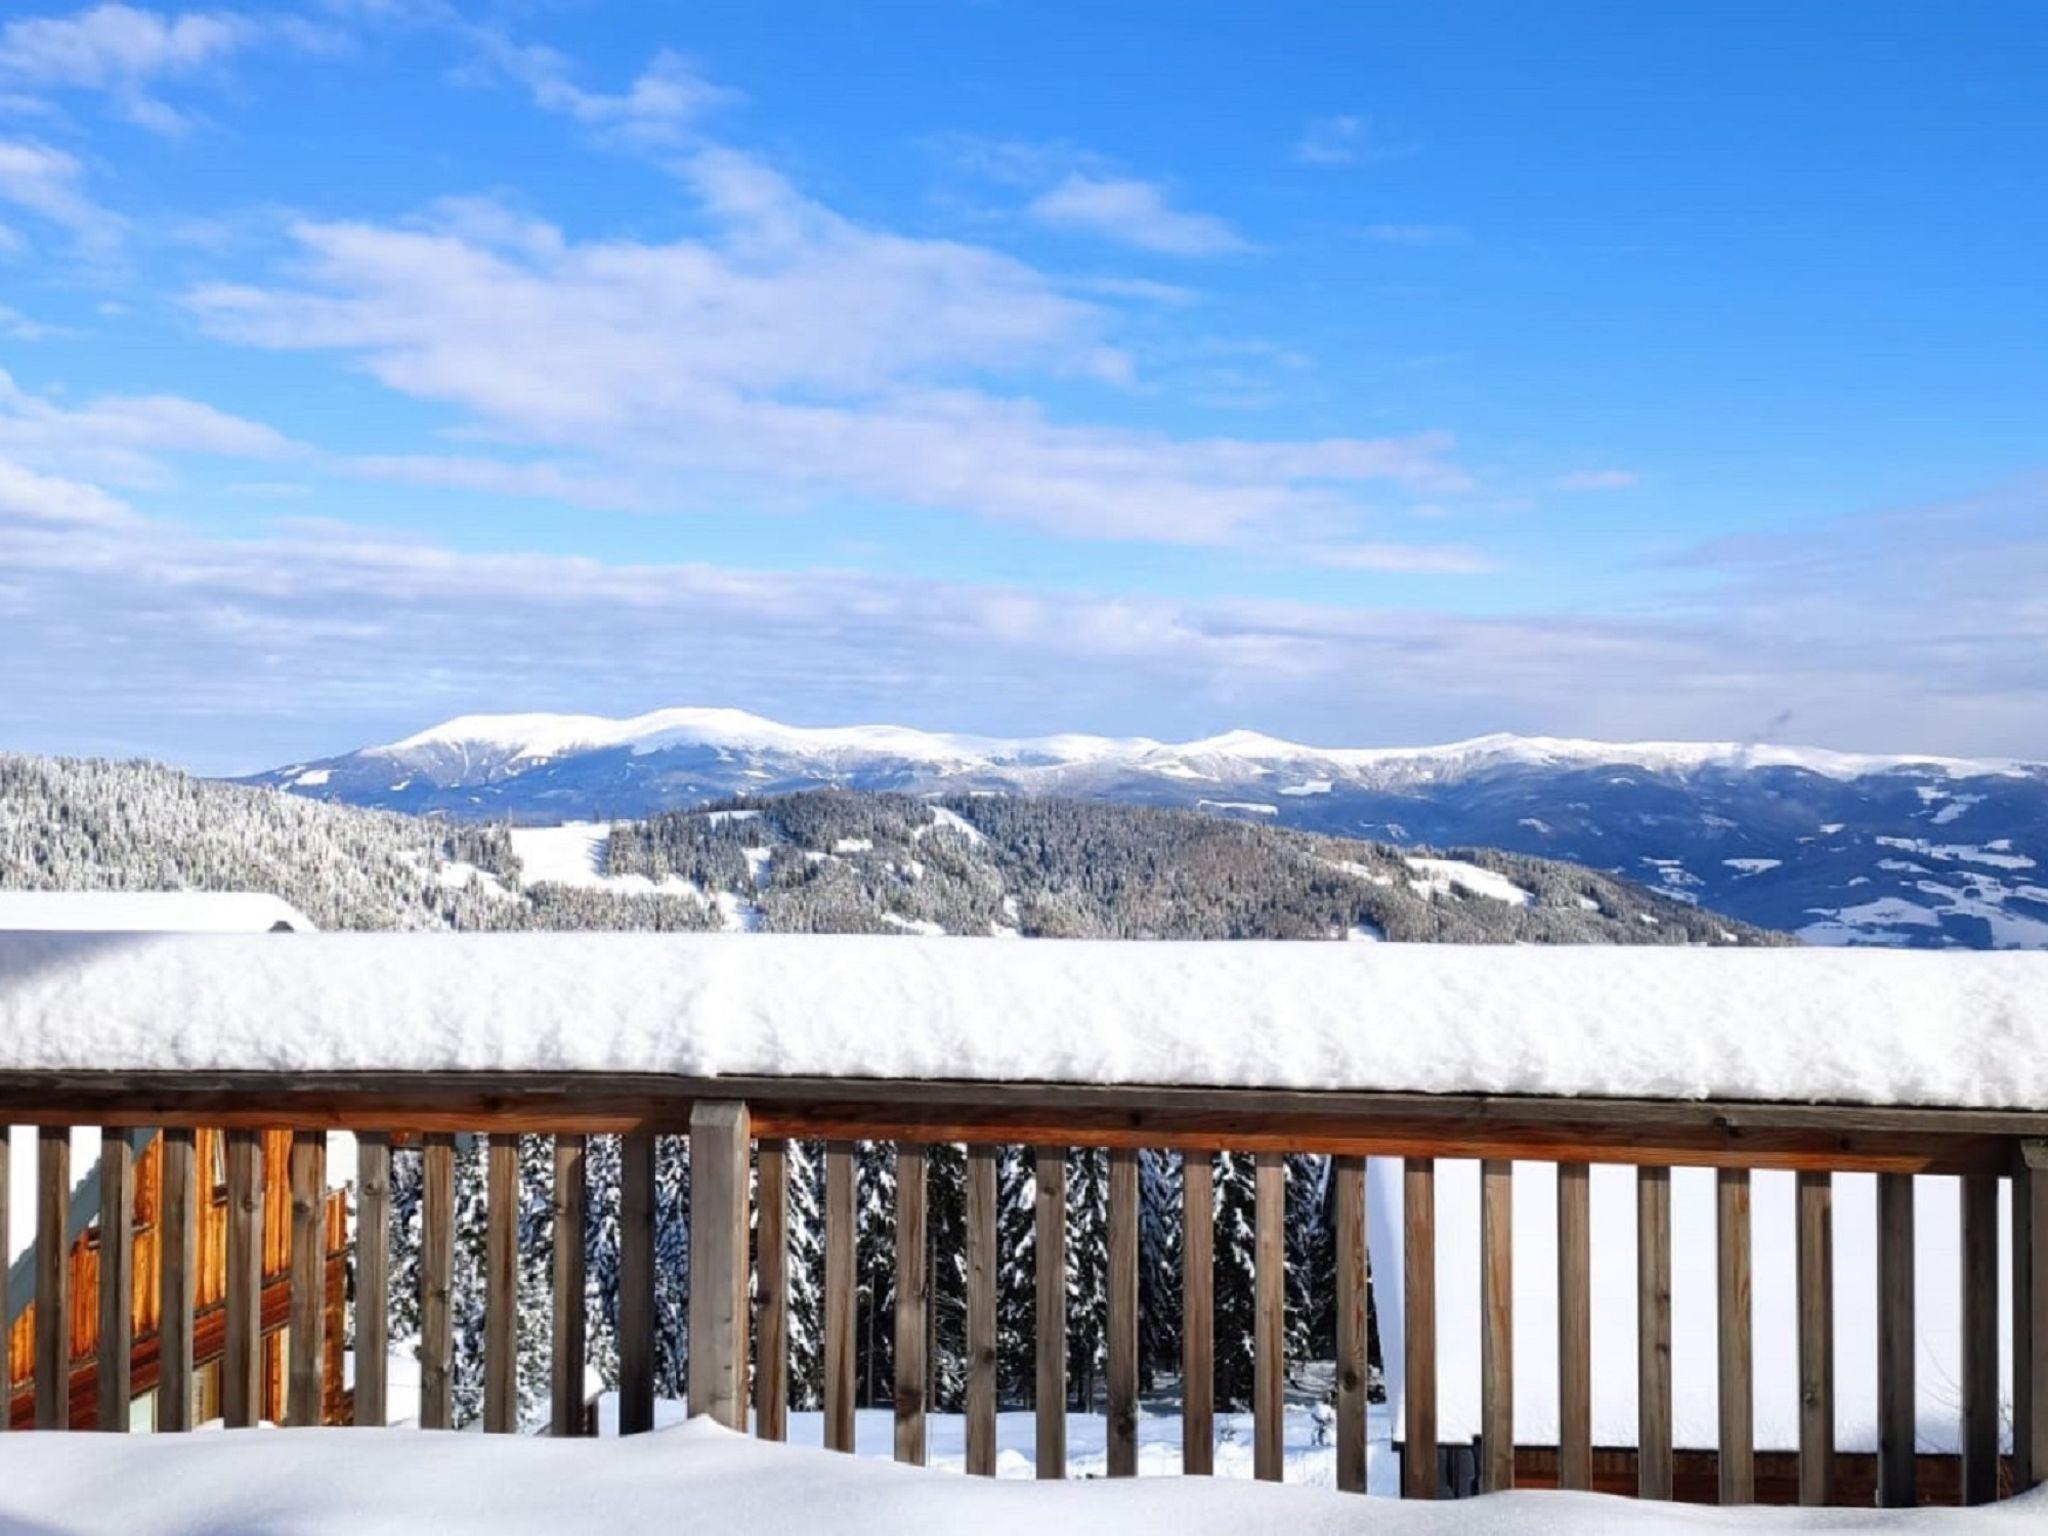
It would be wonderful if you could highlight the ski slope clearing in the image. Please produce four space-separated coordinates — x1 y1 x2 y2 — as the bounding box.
0 1418 2035 1535
0 935 2043 1108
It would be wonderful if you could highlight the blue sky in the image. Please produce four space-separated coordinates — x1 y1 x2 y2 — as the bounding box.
1 2 2043 773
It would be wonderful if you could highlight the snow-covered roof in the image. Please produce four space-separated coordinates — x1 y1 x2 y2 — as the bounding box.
0 935 2042 1107
0 890 315 932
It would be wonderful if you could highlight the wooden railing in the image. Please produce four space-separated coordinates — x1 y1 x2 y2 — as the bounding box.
0 1071 2042 1509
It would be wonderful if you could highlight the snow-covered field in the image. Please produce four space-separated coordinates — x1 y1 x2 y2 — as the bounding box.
0 1417 2038 1535
1 934 2044 1108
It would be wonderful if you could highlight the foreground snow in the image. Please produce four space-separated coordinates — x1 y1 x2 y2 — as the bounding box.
1 934 2044 1108
0 1418 2039 1535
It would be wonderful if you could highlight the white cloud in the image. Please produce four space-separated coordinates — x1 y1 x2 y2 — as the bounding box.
1307 541 1500 576
9 470 2045 768
466 35 733 147
186 160 1464 544
1294 114 1364 165
0 366 293 485
1026 174 1247 257
0 4 261 130
1554 468 1640 490
0 137 122 253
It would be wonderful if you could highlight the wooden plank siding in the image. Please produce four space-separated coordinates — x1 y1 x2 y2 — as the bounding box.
1556 1162 1591 1491
1034 1147 1066 1479
1332 1155 1367 1493
96 1129 133 1432
964 1143 998 1476
1181 1150 1215 1477
550 1133 587 1438
8 1127 350 1431
1479 1158 1513 1493
754 1138 790 1442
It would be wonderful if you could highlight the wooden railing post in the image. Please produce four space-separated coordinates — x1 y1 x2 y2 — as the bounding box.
1034 1146 1067 1479
550 1133 587 1438
1333 1155 1367 1493
97 1128 134 1432
1876 1172 1916 1507
1637 1166 1673 1499
2018 1141 2048 1492
1717 1168 1754 1504
1796 1171 1835 1505
420 1132 456 1430
755 1138 790 1442
1181 1150 1215 1476
965 1144 998 1476
159 1127 197 1433
1479 1158 1513 1493
1253 1152 1286 1483
484 1132 519 1433
688 1101 751 1431
823 1140 856 1453
35 1126 70 1430
1106 1146 1139 1478
1557 1161 1591 1491
892 1141 928 1464
287 1131 327 1426
1960 1172 2000 1504
354 1132 390 1428
1402 1156 1437 1499
619 1130 656 1436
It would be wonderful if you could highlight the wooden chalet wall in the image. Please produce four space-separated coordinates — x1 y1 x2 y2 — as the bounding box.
4 1128 349 1429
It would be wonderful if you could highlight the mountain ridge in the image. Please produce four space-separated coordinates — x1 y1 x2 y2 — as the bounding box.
244 708 2048 950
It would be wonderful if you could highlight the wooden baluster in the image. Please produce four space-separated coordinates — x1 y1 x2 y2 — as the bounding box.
965 1144 998 1476
97 1128 134 1432
1479 1158 1514 1493
353 1132 389 1429
619 1131 656 1437
1876 1172 1916 1507
484 1132 519 1433
1034 1146 1066 1479
1558 1161 1591 1491
158 1127 196 1432
420 1132 455 1430
689 1103 752 1433
2018 1142 2048 1492
755 1138 790 1442
1796 1171 1835 1505
892 1141 928 1464
1254 1152 1285 1483
1637 1166 1673 1499
1402 1157 1437 1500
1107 1146 1139 1478
35 1126 71 1430
1333 1155 1367 1493
823 1140 855 1453
1960 1173 1999 1505
287 1131 326 1426
1181 1150 1215 1476
223 1130 264 1429
550 1133 586 1438
1717 1168 1754 1504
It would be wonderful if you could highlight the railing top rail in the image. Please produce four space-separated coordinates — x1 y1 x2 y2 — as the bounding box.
0 1070 2039 1174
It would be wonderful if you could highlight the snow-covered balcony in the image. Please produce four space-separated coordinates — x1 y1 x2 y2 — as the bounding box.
1 933 2045 1533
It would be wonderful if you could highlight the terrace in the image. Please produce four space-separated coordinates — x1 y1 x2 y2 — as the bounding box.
0 932 2044 1531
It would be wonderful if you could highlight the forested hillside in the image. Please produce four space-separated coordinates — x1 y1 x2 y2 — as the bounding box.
2 756 1776 944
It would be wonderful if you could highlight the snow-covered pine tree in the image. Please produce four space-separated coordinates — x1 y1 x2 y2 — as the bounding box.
1210 1150 1259 1408
995 1145 1038 1402
652 1136 692 1399
1284 1152 1324 1371
854 1141 896 1405
783 1139 826 1408
1063 1147 1109 1411
925 1140 967 1411
1137 1149 1182 1391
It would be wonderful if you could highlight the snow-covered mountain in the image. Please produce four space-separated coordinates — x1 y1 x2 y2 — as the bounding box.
247 708 2048 949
